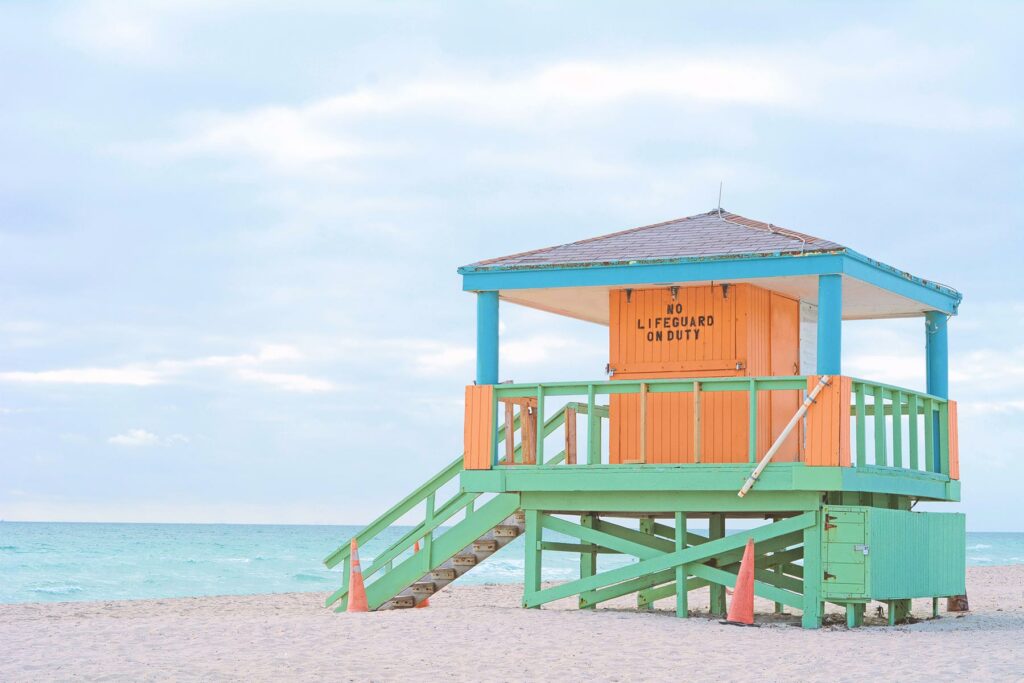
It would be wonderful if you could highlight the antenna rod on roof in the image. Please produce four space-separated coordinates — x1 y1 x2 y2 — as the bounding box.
717 181 723 218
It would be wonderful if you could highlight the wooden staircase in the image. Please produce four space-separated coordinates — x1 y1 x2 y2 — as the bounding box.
379 510 526 610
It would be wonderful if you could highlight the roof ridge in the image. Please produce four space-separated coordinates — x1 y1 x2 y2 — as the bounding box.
472 210 719 267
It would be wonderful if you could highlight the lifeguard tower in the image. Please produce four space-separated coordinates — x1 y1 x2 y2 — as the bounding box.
324 209 965 628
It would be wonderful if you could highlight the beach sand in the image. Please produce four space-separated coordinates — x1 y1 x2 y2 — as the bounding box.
3 565 1022 682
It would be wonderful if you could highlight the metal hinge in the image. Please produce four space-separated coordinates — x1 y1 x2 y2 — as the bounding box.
824 514 837 531
824 571 836 581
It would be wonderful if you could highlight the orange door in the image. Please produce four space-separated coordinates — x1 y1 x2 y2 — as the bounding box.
769 293 801 461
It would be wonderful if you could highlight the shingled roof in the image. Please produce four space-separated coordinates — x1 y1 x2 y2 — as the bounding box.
464 209 846 270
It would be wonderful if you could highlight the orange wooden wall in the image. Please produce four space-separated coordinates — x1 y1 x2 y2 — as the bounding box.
608 284 801 464
464 384 494 470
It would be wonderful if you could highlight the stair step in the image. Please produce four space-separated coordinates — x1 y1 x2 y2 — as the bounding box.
411 582 436 595
473 540 498 553
493 525 520 538
453 554 478 567
390 596 416 608
431 568 457 581
514 511 526 523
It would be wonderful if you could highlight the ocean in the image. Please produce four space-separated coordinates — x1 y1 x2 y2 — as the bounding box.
1 521 1021 604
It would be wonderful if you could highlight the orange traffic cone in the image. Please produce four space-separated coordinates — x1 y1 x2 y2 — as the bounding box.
347 538 369 613
725 538 755 626
414 541 429 608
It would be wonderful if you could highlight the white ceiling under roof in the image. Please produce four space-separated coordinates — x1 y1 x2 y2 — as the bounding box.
499 274 931 325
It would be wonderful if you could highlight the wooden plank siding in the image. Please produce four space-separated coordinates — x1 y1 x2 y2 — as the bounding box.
608 284 798 464
463 384 494 470
804 375 852 467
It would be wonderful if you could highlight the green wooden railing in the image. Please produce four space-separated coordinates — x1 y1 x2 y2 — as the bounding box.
491 376 807 466
489 375 956 477
322 403 579 609
848 377 952 476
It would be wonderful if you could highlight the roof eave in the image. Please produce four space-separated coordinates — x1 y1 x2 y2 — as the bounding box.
459 249 961 315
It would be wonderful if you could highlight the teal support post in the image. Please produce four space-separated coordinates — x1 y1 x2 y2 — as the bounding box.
925 311 948 472
524 509 541 608
816 274 842 374
802 514 823 629
579 514 596 609
674 512 688 618
637 518 655 610
708 514 727 616
476 291 499 385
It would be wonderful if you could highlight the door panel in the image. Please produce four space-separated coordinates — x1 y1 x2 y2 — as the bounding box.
769 293 801 461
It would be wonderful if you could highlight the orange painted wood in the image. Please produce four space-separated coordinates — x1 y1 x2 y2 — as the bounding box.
769 292 801 461
608 284 800 464
804 375 852 467
948 400 960 480
463 384 494 470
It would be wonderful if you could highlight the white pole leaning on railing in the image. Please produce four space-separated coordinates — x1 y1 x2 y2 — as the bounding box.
738 375 832 498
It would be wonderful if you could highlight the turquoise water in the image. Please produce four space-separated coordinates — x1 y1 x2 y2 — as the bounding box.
1 522 1021 604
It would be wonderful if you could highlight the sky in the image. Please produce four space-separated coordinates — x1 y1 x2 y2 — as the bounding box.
1 2 1022 530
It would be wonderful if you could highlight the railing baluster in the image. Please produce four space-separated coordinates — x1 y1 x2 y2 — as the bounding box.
892 390 903 469
855 383 866 467
587 384 600 465
908 393 919 470
535 386 545 465
423 492 435 570
639 382 648 464
693 380 702 464
504 401 515 463
748 379 757 463
873 385 886 466
923 398 934 472
565 406 577 465
939 402 950 476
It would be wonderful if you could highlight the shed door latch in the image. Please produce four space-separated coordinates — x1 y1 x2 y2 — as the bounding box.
854 544 870 556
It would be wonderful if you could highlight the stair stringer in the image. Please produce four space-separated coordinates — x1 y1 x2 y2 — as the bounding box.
363 493 521 611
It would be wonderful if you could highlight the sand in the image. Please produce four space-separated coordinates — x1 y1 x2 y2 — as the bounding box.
3 565 1023 682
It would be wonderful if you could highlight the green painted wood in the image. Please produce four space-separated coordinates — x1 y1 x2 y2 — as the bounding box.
708 513 727 616
855 384 867 467
637 518 656 610
323 454 465 569
923 398 935 473
846 603 865 628
493 376 809 400
687 562 804 610
939 404 950 477
542 515 663 559
541 541 619 554
324 490 479 608
524 512 816 608
524 509 541 608
586 385 600 464
802 513 823 629
892 390 903 469
341 493 520 612
579 514 596 609
873 385 887 467
748 380 757 463
535 386 545 464
908 394 919 470
675 512 687 617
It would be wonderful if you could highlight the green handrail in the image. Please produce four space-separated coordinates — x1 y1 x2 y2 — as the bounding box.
323 402 584 609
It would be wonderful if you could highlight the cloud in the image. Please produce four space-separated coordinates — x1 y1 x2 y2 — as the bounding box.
235 369 335 393
0 367 163 386
0 344 335 393
131 32 1014 174
108 429 189 447
108 428 161 447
